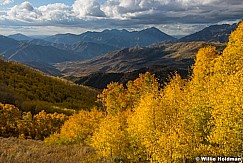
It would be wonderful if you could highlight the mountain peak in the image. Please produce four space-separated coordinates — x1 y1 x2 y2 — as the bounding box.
9 33 25 36
141 27 161 33
102 29 129 33
8 33 32 41
138 27 176 41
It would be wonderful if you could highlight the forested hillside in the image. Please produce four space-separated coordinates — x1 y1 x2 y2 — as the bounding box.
0 60 98 114
45 22 243 162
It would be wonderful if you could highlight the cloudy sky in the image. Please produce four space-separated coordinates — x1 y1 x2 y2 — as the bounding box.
0 0 242 36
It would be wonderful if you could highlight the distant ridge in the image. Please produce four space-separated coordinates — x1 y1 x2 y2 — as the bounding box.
45 27 176 47
180 23 237 42
8 33 33 41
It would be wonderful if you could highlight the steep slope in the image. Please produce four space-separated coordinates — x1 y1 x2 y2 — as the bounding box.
4 44 82 64
29 39 117 59
0 59 98 114
72 66 189 89
136 27 176 45
0 36 83 64
56 42 225 77
180 23 237 42
0 35 19 51
24 61 63 77
8 33 33 41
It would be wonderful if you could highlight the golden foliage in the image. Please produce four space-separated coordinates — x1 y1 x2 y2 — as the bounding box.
91 112 130 160
0 103 21 137
45 21 243 162
45 109 103 145
0 103 67 140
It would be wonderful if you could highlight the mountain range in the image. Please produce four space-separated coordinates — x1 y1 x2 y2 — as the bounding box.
1 27 175 67
0 23 236 81
44 27 176 47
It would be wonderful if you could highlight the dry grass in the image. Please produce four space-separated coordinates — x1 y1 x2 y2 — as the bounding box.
0 137 105 163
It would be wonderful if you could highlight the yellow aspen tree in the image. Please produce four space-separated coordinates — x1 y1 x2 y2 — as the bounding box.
192 46 219 85
126 74 191 162
127 93 159 162
127 86 185 162
91 111 130 162
157 74 193 162
184 46 221 157
17 112 34 139
208 21 243 156
98 72 160 115
45 109 103 145
215 21 243 76
98 82 128 115
0 103 21 137
126 72 160 110
33 110 67 140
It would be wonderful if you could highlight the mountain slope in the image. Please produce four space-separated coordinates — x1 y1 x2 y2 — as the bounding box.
56 42 225 77
0 59 98 114
180 23 237 42
0 36 83 64
0 35 19 51
4 44 82 63
24 61 63 77
28 39 117 59
72 66 190 89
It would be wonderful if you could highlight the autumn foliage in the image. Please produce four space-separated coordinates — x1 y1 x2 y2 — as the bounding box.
0 103 67 140
44 22 243 162
1 22 242 162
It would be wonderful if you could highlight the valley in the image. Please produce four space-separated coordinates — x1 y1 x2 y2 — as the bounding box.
1 24 233 88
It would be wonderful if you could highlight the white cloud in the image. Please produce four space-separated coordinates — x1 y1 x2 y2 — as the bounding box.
3 1 105 23
73 0 105 17
7 2 42 22
38 3 74 23
0 0 13 5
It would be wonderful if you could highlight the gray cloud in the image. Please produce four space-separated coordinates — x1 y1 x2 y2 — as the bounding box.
0 0 13 5
73 0 105 17
0 0 242 35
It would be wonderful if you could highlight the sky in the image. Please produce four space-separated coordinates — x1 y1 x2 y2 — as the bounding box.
0 0 242 36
